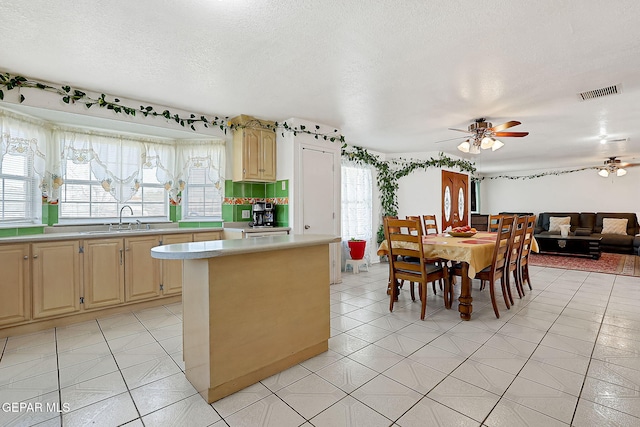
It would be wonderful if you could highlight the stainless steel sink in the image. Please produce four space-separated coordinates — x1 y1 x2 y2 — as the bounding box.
79 228 154 235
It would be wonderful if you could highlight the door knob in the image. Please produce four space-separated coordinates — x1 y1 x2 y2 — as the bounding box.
304 225 310 229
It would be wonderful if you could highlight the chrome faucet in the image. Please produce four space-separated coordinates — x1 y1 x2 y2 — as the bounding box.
119 205 133 229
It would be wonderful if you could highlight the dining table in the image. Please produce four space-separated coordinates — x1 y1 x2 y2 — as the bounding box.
377 231 538 321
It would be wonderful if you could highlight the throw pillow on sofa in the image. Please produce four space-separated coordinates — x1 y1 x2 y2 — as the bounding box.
602 218 628 235
549 216 571 233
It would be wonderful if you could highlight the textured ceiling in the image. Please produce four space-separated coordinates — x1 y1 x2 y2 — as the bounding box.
2 0 640 173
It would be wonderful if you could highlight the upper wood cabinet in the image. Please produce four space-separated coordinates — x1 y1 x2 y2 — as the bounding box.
32 240 81 319
231 115 276 182
0 244 31 326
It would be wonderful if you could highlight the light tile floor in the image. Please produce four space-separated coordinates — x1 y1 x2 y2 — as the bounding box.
2 262 640 426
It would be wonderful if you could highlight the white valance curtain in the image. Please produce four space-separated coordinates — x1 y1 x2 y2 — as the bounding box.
54 129 226 204
341 160 373 241
0 110 48 181
0 110 49 220
55 130 146 203
0 107 227 207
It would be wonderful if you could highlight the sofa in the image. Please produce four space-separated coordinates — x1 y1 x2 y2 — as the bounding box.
535 212 640 254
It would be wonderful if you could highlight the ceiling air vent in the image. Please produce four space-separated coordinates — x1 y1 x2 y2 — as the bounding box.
578 84 621 101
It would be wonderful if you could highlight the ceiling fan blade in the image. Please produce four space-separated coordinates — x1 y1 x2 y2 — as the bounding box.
493 131 529 137
448 128 473 134
490 121 521 132
433 135 469 144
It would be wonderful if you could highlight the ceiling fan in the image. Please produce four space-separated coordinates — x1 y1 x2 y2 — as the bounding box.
447 118 529 154
597 156 640 177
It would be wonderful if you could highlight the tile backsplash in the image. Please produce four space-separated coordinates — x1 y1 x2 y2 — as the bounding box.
223 180 289 226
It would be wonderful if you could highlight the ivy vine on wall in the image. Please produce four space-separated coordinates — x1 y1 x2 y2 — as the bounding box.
341 145 477 242
5 71 600 243
0 72 346 142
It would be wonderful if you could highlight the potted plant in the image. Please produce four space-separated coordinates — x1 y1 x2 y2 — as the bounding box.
347 238 367 260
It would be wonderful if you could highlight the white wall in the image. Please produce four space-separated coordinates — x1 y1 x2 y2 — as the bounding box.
393 151 471 231
397 168 442 224
480 167 640 220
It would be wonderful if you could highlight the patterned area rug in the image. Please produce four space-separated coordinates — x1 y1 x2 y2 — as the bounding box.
529 252 640 277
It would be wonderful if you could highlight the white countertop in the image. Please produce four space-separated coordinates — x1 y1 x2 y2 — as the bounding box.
0 227 224 244
223 226 291 234
151 234 340 260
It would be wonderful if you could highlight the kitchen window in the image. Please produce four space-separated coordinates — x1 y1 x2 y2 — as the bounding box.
341 162 373 241
0 150 38 223
59 161 167 220
182 167 223 219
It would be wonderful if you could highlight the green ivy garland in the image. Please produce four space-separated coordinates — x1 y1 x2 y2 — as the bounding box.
474 166 599 181
0 72 346 142
5 72 600 242
341 145 477 242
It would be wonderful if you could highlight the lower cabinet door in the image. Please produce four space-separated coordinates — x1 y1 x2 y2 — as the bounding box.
83 238 125 309
125 236 161 302
193 231 222 242
161 234 192 295
0 244 31 326
32 241 81 319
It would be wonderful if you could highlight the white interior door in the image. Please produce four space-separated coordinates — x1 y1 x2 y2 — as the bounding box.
301 147 339 283
302 148 335 235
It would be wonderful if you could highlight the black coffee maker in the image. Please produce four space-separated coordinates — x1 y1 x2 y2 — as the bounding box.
251 202 266 227
264 203 275 227
251 202 275 227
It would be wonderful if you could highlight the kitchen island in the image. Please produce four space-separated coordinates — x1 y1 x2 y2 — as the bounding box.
150 233 340 403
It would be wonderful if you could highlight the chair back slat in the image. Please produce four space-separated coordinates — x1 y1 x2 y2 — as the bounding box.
508 216 527 270
488 214 504 232
384 217 427 285
520 215 537 264
422 215 439 235
489 215 515 278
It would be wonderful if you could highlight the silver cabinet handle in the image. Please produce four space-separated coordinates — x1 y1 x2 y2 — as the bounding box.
33 255 38 259
304 225 310 229
119 249 123 265
24 255 28 260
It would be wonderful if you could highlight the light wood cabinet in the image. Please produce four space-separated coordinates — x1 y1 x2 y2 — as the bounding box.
193 231 222 242
83 238 125 309
231 115 276 182
124 235 161 302
0 244 31 326
160 233 193 295
32 241 81 319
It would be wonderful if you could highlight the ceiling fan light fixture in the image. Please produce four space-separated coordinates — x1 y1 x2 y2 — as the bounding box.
457 140 471 153
491 139 504 151
616 167 627 177
480 136 495 149
598 169 609 177
469 144 481 154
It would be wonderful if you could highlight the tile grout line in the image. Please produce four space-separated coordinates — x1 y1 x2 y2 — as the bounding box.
96 315 146 426
54 325 63 426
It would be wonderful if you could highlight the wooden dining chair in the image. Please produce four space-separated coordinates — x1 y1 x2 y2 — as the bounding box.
488 214 503 232
505 215 527 303
452 215 515 318
407 215 444 296
384 216 400 297
518 215 537 293
422 215 439 235
384 217 448 320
